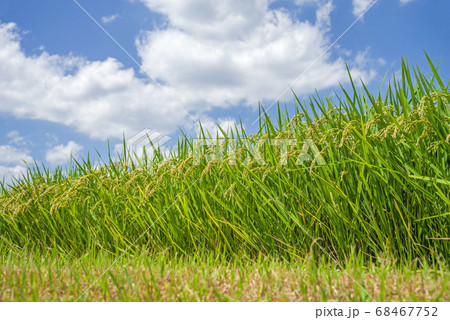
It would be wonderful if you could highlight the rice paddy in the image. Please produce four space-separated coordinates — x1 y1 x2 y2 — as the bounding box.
0 55 449 301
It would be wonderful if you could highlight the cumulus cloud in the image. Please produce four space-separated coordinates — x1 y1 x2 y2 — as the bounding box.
352 0 376 17
0 165 28 185
0 145 33 165
138 0 376 108
0 1 379 142
101 14 119 24
199 117 242 138
0 144 32 185
140 0 272 40
45 141 83 166
0 21 186 140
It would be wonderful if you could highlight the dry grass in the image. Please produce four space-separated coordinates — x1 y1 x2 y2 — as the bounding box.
1 253 448 302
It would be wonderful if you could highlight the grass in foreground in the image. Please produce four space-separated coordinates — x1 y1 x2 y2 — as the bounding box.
1 251 448 302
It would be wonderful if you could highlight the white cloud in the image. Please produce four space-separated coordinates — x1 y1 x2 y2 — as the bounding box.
0 145 33 165
0 21 185 140
0 1 379 142
45 141 83 166
114 128 173 161
352 0 376 17
199 117 241 138
138 0 376 108
7 131 27 146
295 0 320 4
140 0 271 40
353 0 414 16
0 144 32 186
101 14 119 24
45 133 59 147
315 1 334 27
0 165 28 185
353 47 386 69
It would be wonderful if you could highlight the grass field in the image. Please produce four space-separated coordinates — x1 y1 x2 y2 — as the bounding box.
0 54 449 301
1 250 449 302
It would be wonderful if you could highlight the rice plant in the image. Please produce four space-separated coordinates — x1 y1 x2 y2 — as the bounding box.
0 54 449 267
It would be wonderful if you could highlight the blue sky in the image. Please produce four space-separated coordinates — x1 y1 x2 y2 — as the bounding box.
1 0 449 184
